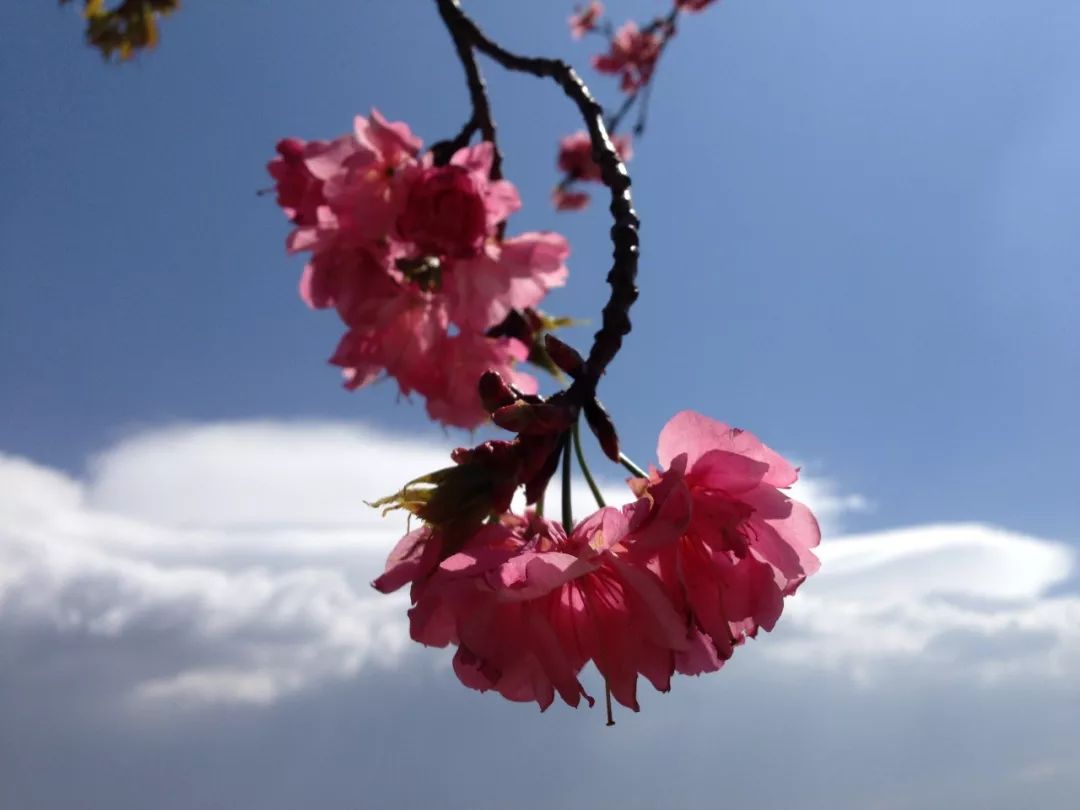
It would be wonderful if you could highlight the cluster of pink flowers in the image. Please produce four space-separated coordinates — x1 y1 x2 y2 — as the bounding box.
553 130 634 211
268 111 570 428
676 0 719 12
376 411 820 712
558 0 722 212
568 1 604 39
592 21 665 93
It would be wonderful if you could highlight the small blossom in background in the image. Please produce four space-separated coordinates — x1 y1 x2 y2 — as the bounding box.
568 1 604 39
553 130 633 211
558 130 633 181
676 0 719 12
592 22 664 93
268 112 570 429
551 187 591 211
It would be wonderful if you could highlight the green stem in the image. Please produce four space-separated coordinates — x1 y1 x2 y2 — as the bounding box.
576 421 616 726
561 433 573 532
573 422 606 508
619 453 649 479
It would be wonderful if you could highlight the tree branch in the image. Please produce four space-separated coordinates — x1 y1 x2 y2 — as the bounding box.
435 0 640 402
435 0 503 181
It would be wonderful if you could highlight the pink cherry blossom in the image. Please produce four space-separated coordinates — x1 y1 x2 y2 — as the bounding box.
355 108 423 167
314 111 423 246
676 0 718 13
592 21 663 93
397 163 489 258
445 141 523 227
568 1 604 39
312 252 541 428
627 411 821 666
403 507 691 712
397 143 520 259
269 111 570 430
372 526 444 595
552 187 591 211
274 110 422 253
557 130 633 181
267 137 331 227
300 235 561 427
445 232 569 332
329 286 448 397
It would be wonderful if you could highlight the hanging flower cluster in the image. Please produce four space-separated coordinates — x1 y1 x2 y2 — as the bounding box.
268 111 570 428
267 0 821 724
375 411 819 715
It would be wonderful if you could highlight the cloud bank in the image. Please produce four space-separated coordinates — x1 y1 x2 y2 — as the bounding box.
1 421 1077 809
1 421 1076 710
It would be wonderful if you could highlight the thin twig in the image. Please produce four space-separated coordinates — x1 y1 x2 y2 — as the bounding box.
605 90 639 135
573 421 606 508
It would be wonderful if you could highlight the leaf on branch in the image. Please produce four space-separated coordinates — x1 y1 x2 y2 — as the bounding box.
60 0 180 61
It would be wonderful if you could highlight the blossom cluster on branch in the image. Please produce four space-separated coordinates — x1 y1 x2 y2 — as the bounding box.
554 0 720 210
375 411 819 714
60 0 822 726
268 112 569 428
264 0 820 724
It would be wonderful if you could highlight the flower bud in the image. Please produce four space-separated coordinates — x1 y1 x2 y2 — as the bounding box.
478 370 518 412
584 397 621 462
492 401 576 435
543 334 585 378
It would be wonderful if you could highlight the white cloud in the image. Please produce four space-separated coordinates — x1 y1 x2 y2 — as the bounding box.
0 420 1077 716
773 524 1080 685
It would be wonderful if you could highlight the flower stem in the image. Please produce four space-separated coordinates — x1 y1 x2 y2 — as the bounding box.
574 421 615 726
573 421 606 508
619 453 648 479
561 433 574 533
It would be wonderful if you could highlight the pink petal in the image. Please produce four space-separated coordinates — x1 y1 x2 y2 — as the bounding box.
572 506 630 553
611 556 688 651
372 528 439 593
688 449 771 494
446 233 569 331
485 179 523 225
657 411 799 487
450 141 494 176
498 551 594 600
675 627 724 676
623 470 693 553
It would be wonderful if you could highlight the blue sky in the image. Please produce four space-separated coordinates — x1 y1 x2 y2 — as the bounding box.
2 2 1079 808
4 0 1079 539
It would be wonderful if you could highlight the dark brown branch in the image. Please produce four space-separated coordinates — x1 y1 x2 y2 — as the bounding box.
430 115 479 165
435 0 640 402
435 0 503 181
